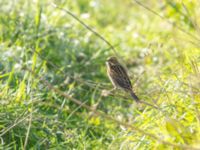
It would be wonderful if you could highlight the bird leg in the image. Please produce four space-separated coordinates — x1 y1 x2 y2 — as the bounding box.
110 87 117 92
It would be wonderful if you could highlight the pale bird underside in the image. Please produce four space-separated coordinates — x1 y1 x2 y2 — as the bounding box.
106 56 139 102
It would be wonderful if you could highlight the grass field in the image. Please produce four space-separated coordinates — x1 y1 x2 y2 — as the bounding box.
0 0 200 149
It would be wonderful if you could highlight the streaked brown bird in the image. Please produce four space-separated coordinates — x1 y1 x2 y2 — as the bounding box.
106 56 139 102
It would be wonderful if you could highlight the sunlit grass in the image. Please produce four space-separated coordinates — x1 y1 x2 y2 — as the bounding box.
0 0 200 149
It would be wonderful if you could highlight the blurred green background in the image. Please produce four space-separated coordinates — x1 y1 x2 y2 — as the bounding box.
0 0 200 149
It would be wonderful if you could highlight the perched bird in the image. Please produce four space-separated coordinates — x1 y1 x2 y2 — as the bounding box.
106 56 139 102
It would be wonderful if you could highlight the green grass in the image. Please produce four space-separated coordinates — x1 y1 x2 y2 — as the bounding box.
0 0 200 149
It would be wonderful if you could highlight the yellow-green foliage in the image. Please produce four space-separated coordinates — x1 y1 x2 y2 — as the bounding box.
0 0 200 149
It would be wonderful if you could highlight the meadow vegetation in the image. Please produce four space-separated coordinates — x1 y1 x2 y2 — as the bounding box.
0 0 200 149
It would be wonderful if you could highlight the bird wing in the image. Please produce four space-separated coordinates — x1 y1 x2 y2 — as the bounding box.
110 64 132 90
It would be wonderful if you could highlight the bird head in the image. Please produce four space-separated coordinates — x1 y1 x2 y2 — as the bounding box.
106 56 119 66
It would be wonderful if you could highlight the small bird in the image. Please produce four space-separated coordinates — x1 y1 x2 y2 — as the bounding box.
106 56 139 102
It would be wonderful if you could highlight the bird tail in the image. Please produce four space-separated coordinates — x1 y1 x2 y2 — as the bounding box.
130 91 140 102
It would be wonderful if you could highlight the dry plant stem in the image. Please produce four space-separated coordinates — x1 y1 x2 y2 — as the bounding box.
22 50 170 118
30 48 107 89
49 3 197 112
0 110 37 137
31 48 160 111
133 0 200 42
110 89 160 110
24 67 200 150
51 3 119 57
51 3 130 67
138 100 160 110
23 109 33 150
